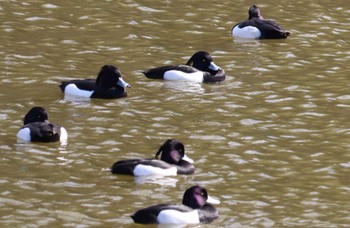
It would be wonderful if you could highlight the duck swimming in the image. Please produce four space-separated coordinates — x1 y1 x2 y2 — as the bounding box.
142 51 225 83
59 65 130 99
17 107 68 143
131 185 220 224
232 5 290 39
111 139 195 176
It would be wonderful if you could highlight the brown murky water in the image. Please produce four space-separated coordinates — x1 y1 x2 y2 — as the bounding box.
0 1 349 227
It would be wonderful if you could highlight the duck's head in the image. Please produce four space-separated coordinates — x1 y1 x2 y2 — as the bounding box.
95 65 130 89
182 186 220 209
248 5 264 20
186 51 221 75
155 139 190 164
23 107 48 125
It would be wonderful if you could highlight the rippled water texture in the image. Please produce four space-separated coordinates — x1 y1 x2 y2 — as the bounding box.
0 1 349 227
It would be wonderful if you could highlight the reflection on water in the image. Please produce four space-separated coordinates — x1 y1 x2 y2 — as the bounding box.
0 0 350 227
62 94 94 102
162 80 206 93
134 175 178 187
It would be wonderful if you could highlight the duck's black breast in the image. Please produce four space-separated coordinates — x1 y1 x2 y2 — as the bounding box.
131 204 192 224
175 160 195 175
90 86 127 99
25 122 61 142
59 79 96 92
143 65 199 79
111 159 174 175
203 69 226 83
198 204 219 224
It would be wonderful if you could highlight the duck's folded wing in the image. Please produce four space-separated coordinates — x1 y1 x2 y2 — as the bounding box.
254 19 290 38
59 79 95 92
111 159 173 175
132 204 194 224
143 65 198 79
111 159 144 174
24 122 61 142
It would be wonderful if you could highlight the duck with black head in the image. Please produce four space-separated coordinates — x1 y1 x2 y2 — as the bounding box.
142 51 225 83
232 5 290 39
131 185 220 224
59 65 130 99
110 139 195 176
17 107 68 143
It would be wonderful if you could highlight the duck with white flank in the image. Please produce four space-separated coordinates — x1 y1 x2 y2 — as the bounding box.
17 107 68 143
142 51 225 83
232 5 290 39
111 139 195 176
131 185 220 224
59 65 130 99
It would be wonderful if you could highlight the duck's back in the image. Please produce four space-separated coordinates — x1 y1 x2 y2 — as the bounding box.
233 18 290 39
143 65 198 79
111 158 176 176
90 87 127 99
250 19 290 39
131 204 196 224
59 79 95 92
18 122 62 142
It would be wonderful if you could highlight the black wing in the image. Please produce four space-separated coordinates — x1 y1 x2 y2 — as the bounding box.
59 79 96 92
25 122 61 142
111 159 174 175
131 204 192 224
143 65 198 79
247 19 290 39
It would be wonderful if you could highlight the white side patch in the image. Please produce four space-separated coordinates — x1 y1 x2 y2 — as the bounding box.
157 209 199 224
17 128 31 141
64 84 94 98
232 25 261 39
60 127 68 142
133 164 177 176
164 70 203 83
